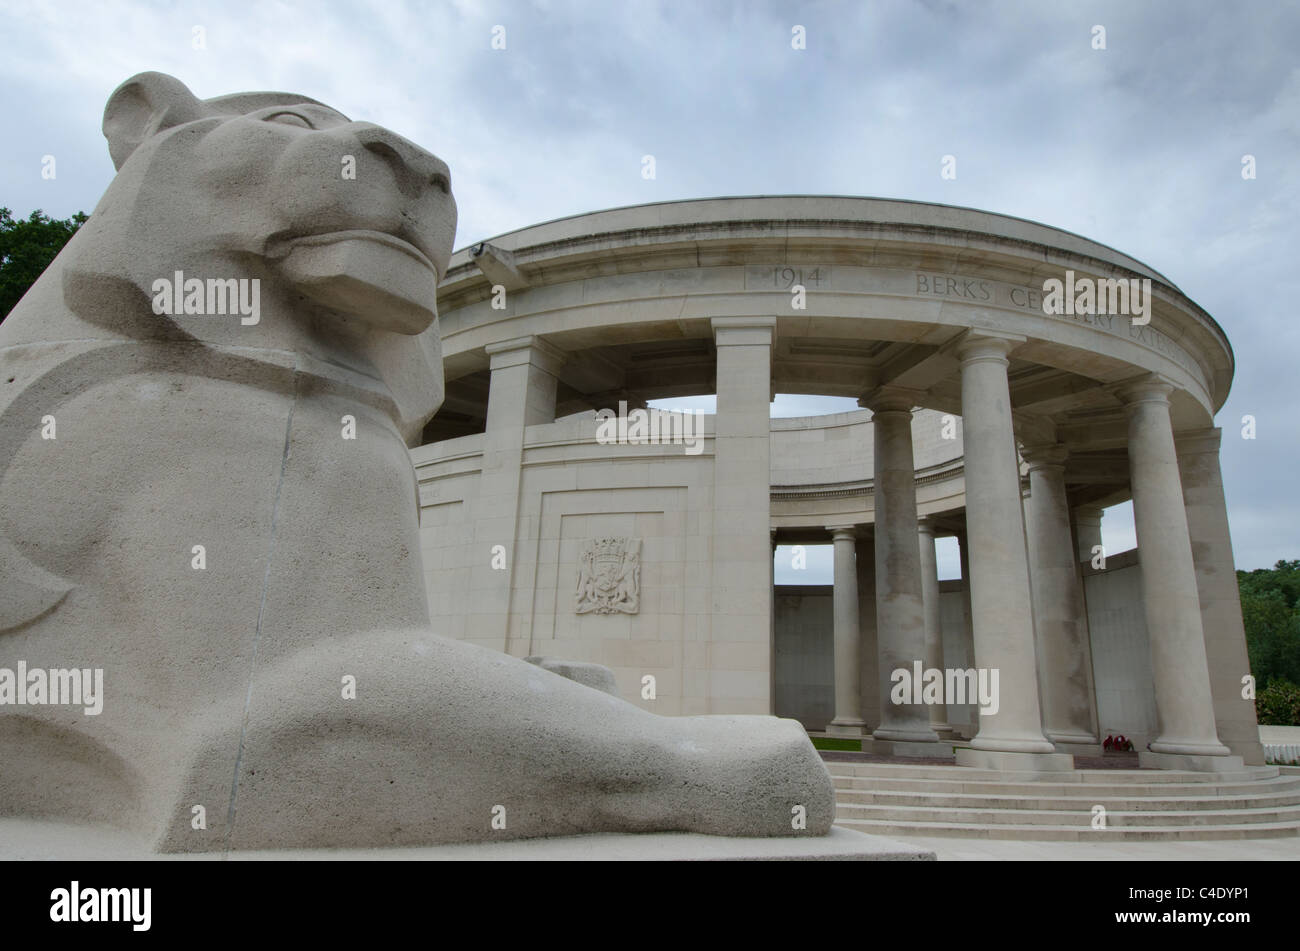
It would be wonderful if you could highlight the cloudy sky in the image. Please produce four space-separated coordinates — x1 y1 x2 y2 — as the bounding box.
2 0 1296 582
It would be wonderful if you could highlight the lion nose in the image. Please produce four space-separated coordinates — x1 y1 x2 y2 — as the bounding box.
352 123 451 199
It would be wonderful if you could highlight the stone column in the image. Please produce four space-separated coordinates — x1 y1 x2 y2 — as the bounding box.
472 335 564 655
1120 378 1237 769
864 390 939 750
1176 427 1264 765
770 528 778 717
917 517 951 737
1022 443 1099 752
953 334 1070 770
825 525 866 735
954 530 977 739
1073 505 1104 566
855 532 879 732
706 317 775 715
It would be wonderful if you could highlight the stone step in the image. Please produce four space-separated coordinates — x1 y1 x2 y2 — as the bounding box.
833 787 1300 811
825 762 1280 783
834 801 1300 827
824 762 1300 840
834 816 1300 842
827 774 1300 798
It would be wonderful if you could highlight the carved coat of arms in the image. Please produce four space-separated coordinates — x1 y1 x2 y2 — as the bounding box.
575 537 641 615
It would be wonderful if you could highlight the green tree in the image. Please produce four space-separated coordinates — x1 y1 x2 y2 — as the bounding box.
1239 558 1300 608
0 207 88 323
1256 680 1300 727
1239 559 1300 690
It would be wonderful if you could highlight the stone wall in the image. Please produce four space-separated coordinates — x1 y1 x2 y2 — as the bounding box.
1081 549 1160 749
773 585 834 729
939 582 977 736
416 411 721 716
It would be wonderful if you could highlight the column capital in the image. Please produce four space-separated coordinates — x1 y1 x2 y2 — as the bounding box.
484 334 567 375
1174 427 1223 457
711 316 776 347
917 516 939 538
858 384 925 414
1116 373 1176 408
952 330 1025 365
1012 412 1057 448
1020 442 1070 472
825 524 858 541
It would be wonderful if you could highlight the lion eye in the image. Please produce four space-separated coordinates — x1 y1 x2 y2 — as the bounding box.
265 112 313 129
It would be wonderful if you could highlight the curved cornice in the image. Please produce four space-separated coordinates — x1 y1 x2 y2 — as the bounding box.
436 196 1234 407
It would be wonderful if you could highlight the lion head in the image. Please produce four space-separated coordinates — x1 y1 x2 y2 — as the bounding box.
0 72 459 442
93 71 457 336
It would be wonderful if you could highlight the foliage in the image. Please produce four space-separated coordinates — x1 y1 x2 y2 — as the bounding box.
1255 680 1300 727
1239 560 1300 691
0 207 88 322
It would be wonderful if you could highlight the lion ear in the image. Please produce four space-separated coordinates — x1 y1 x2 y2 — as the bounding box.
103 72 207 170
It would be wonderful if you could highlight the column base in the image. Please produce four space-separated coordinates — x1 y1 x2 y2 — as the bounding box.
1139 751 1245 773
969 735 1057 754
956 748 1075 772
873 726 941 743
1048 732 1102 757
1053 741 1103 757
1149 739 1234 757
869 739 955 760
1047 729 1098 744
824 719 868 737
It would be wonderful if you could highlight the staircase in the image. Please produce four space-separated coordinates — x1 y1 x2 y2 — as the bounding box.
828 760 1300 841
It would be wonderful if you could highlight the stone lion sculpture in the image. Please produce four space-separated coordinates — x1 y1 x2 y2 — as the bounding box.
0 72 833 851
